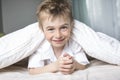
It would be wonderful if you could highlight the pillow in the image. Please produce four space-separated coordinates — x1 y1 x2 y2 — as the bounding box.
0 22 44 69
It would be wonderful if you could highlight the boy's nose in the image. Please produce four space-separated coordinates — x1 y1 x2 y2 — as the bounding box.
55 30 61 38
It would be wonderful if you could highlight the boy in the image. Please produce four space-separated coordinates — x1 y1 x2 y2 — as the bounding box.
28 0 89 75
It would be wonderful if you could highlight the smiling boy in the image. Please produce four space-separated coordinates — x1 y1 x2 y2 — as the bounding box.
28 0 89 75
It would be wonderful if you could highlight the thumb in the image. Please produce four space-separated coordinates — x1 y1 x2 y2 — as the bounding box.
63 53 72 59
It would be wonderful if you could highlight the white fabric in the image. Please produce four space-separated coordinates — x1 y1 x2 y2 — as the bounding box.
28 39 89 68
0 19 120 69
0 23 44 69
72 20 120 65
0 60 120 80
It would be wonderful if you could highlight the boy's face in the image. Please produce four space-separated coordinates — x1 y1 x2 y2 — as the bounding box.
41 15 72 48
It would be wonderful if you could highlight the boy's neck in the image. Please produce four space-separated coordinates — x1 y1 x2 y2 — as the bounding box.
52 46 64 59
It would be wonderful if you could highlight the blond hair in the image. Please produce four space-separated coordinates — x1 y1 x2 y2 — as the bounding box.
36 0 74 29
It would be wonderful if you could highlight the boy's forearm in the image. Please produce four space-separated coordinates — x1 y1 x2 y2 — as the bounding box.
75 61 86 70
29 62 58 75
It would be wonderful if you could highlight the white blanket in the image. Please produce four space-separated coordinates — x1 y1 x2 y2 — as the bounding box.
72 20 120 65
0 20 120 69
0 23 44 68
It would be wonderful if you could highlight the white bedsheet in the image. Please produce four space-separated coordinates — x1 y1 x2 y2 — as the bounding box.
0 60 120 80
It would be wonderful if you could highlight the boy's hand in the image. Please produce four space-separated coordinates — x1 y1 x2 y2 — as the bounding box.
59 53 76 74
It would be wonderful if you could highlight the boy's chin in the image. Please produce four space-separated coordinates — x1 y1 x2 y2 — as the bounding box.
52 44 65 48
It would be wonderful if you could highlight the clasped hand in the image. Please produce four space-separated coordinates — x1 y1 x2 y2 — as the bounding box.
56 53 76 74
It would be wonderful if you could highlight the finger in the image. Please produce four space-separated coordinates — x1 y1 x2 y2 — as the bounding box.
61 64 73 69
64 58 73 64
59 67 71 72
57 56 64 61
60 68 73 74
63 53 72 59
62 57 69 61
60 61 74 69
63 53 69 57
60 57 74 65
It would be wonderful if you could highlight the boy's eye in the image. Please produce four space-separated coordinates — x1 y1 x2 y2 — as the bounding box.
48 28 54 31
62 26 67 29
61 26 68 31
47 28 54 32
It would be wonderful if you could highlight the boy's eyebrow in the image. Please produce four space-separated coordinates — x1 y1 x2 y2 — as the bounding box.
62 23 69 26
61 23 69 27
46 23 69 28
45 26 54 29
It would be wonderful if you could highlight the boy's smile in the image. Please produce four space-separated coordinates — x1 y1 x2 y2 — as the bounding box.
52 38 64 43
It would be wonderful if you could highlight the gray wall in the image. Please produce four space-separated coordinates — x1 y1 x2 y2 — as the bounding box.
1 0 41 34
0 0 3 33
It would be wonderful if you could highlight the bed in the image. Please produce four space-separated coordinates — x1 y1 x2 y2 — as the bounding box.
0 59 120 80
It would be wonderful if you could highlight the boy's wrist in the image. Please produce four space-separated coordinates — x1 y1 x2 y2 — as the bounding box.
52 61 59 72
74 60 86 70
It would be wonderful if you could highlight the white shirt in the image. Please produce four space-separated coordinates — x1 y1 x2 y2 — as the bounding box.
28 38 89 68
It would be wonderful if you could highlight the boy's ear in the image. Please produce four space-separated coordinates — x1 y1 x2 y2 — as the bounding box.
70 21 74 29
38 22 44 32
70 21 74 34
